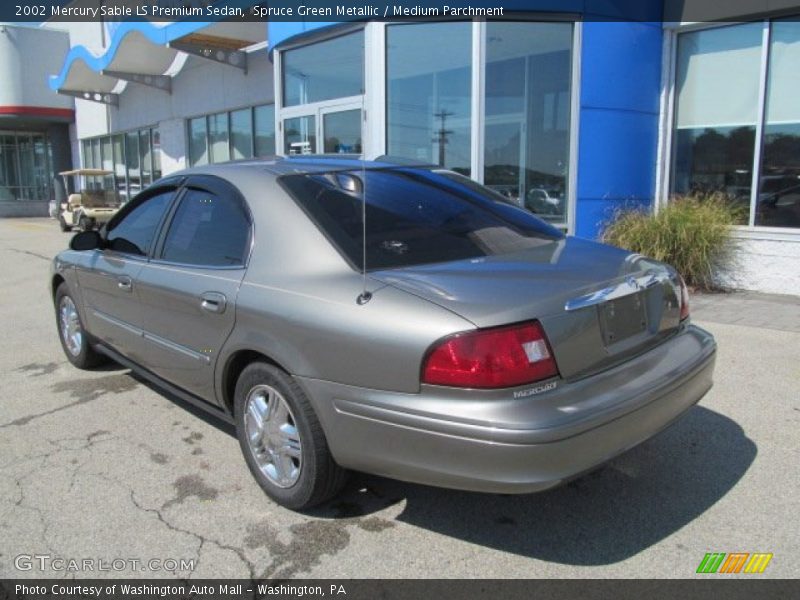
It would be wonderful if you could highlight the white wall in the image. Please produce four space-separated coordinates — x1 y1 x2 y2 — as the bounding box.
0 25 73 110
726 237 800 296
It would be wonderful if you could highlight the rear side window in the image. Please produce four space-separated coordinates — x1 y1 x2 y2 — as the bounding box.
161 188 250 266
279 168 563 271
106 191 173 256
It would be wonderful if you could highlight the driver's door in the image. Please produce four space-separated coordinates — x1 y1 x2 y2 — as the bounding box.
75 185 178 364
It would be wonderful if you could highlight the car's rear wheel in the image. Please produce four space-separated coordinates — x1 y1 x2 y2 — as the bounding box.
55 283 106 369
234 362 347 510
59 216 71 232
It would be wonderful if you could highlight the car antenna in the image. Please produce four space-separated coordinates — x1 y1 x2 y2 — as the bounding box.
356 129 372 306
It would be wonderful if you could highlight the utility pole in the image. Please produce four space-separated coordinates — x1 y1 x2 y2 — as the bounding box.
433 109 454 167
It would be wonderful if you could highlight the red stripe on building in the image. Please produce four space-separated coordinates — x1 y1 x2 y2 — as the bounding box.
0 106 75 119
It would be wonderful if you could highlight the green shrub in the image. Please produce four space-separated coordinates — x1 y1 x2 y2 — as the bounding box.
601 194 742 290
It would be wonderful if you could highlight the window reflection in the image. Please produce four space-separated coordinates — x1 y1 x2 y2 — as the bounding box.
323 110 362 154
230 109 254 160
284 116 316 155
672 23 762 224
483 22 572 223
254 105 276 156
386 22 472 175
757 20 800 228
283 31 364 107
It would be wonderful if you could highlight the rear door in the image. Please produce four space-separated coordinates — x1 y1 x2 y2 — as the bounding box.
135 176 252 402
75 186 178 363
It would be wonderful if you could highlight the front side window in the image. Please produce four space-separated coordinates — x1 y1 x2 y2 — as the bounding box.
106 190 173 256
386 22 472 175
161 189 250 266
672 23 763 222
280 168 563 271
282 31 365 107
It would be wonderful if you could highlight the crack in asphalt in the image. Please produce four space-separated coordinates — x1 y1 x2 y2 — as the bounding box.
4 247 52 262
128 487 258 580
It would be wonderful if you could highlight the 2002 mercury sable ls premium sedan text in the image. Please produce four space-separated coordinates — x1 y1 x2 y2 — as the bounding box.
50 157 717 510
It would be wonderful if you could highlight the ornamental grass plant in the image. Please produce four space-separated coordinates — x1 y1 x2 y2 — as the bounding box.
601 193 743 290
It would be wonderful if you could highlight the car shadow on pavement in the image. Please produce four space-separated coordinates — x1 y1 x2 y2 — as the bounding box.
314 405 756 565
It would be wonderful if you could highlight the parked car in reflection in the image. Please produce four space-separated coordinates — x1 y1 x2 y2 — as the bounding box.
525 187 564 216
758 176 800 228
50 157 716 510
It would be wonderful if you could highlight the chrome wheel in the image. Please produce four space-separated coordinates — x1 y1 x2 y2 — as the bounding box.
59 296 82 357
244 384 302 488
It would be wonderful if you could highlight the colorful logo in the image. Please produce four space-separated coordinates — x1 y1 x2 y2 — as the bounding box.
696 552 773 574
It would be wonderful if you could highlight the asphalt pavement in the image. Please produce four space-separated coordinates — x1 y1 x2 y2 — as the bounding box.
1 218 797 579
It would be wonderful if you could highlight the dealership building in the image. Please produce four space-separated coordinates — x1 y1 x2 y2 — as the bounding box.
0 0 798 293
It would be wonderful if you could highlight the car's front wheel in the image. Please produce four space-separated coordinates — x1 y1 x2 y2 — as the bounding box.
55 283 106 369
234 362 347 510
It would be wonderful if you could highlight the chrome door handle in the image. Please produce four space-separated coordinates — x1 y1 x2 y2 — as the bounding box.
200 292 227 314
117 276 132 292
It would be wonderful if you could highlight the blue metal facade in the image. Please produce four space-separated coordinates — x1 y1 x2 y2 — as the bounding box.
268 0 665 240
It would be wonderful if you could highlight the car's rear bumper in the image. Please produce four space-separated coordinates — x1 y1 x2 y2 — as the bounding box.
298 324 716 494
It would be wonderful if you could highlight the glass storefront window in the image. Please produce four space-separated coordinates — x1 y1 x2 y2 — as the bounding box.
140 130 152 187
284 115 316 155
208 112 230 163
125 132 141 197
282 31 364 107
386 22 472 175
101 137 113 172
230 109 254 160
152 129 162 181
81 129 158 202
189 117 208 166
82 140 93 169
672 23 763 223
758 19 800 228
112 134 128 202
0 132 52 202
254 104 276 156
483 22 573 222
189 104 276 165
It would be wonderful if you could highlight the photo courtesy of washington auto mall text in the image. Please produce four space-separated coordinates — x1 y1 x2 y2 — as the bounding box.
10 583 346 599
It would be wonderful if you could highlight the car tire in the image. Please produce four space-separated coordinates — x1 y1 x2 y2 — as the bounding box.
55 283 107 369
234 361 347 510
59 216 72 232
78 215 92 232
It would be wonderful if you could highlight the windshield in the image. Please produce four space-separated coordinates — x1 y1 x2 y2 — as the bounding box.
279 167 564 271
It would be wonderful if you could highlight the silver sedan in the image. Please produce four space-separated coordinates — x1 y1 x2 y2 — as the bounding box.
50 157 716 509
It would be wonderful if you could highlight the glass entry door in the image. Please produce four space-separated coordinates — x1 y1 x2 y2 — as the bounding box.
281 102 362 156
322 108 362 154
283 115 317 155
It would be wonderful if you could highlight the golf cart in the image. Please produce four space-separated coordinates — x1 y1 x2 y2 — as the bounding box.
58 169 121 232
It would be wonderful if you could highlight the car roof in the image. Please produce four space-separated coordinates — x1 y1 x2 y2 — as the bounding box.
169 155 437 180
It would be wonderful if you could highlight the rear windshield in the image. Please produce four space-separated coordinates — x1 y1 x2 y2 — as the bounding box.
279 167 564 271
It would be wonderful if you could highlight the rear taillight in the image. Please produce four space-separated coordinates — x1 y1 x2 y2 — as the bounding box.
679 276 690 321
422 321 559 389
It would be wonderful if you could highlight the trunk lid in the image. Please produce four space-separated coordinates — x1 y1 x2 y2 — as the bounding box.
372 237 683 380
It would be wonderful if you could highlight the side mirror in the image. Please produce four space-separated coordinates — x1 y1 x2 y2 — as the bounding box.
69 230 104 251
